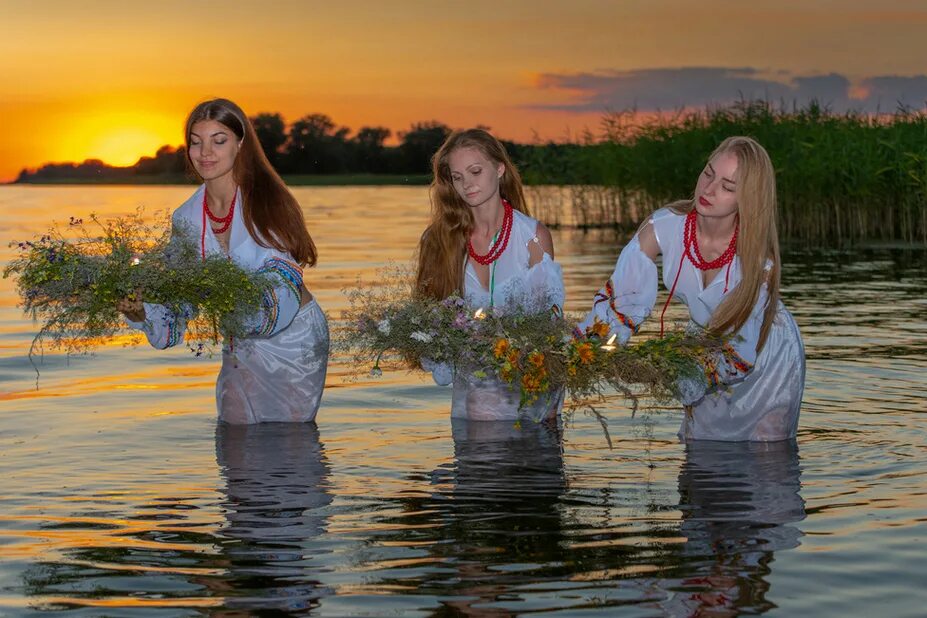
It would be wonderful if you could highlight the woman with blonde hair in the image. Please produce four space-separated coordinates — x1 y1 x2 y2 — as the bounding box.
119 98 329 424
579 136 804 441
416 128 565 422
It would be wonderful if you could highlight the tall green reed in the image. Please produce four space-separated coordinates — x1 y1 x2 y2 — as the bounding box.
519 101 927 243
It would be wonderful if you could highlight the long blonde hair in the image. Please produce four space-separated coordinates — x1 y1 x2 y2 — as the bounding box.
670 136 781 352
415 129 528 299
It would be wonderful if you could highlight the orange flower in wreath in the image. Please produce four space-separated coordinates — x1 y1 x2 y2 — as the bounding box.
493 338 510 359
587 319 610 339
575 342 595 364
522 373 542 391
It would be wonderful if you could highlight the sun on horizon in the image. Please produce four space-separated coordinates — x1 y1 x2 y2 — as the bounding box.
51 108 183 169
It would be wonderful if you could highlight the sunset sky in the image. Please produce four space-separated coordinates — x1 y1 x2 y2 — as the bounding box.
2 0 926 182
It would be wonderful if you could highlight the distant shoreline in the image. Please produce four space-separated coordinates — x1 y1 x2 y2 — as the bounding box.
7 173 432 187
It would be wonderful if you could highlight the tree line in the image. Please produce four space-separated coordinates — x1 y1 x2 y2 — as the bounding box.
15 114 534 183
17 101 924 242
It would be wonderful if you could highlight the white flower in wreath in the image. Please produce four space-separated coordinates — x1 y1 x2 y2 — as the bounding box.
410 331 433 343
377 319 391 335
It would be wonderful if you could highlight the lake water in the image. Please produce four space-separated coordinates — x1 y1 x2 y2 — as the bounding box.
0 186 925 616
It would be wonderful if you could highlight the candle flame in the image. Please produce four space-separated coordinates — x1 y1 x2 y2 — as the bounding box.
474 308 484 319
607 334 617 345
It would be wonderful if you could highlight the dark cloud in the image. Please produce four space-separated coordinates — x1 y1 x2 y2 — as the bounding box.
535 67 791 111
792 73 852 107
859 75 927 110
533 68 927 112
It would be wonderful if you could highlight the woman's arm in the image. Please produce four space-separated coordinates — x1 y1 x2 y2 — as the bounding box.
675 275 771 405
525 221 565 313
120 218 195 349
528 222 554 265
245 256 305 338
577 219 661 344
123 301 193 350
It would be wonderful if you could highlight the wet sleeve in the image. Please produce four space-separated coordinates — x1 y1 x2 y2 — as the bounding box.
125 302 193 350
421 357 454 386
524 253 566 315
577 235 658 343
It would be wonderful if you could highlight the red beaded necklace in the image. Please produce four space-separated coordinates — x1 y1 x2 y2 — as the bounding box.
659 209 738 336
468 199 513 266
683 209 738 270
203 187 236 234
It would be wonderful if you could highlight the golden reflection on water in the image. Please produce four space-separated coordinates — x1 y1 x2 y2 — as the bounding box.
0 186 925 616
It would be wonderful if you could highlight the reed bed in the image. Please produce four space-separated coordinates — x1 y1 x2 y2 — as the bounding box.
519 101 927 243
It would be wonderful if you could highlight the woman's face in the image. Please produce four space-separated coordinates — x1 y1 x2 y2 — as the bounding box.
447 146 504 209
188 119 241 182
694 150 739 220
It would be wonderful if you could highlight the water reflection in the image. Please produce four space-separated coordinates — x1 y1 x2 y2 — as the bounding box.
439 419 567 615
2 185 922 616
660 440 805 616
17 423 334 614
363 419 566 615
209 422 333 613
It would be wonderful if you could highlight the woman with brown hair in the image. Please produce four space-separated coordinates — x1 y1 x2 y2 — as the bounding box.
416 128 565 422
119 98 328 424
579 136 805 441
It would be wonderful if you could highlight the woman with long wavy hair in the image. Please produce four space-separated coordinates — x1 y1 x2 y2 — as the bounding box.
579 136 805 441
416 129 565 422
119 98 328 424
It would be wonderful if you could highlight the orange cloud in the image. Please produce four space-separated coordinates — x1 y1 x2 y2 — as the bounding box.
3 2 925 181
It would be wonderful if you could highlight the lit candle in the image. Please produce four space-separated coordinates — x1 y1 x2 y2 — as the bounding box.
474 307 485 319
601 333 618 352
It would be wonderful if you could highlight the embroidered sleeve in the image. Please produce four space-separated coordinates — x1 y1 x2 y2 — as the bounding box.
250 257 304 337
680 285 766 405
126 302 194 350
577 235 658 343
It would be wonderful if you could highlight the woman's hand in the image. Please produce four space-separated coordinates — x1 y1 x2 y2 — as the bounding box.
117 292 146 322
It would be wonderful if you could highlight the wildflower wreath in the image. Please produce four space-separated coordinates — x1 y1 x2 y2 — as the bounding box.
338 270 720 414
4 212 272 362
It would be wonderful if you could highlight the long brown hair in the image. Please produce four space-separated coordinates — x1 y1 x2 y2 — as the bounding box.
184 98 317 266
669 136 781 352
415 129 528 299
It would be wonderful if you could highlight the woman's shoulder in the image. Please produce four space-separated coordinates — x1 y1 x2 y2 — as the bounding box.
649 205 685 224
512 208 549 243
644 205 686 253
512 208 543 241
511 207 537 227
